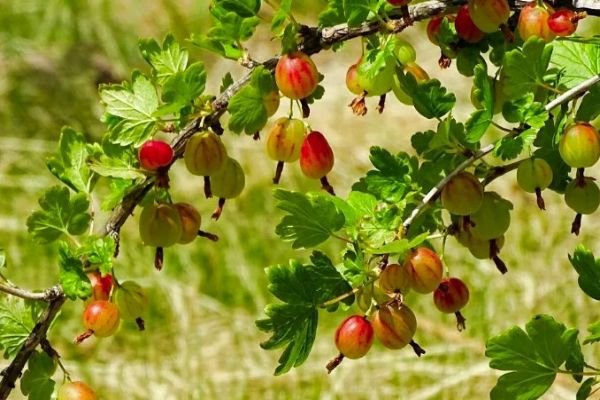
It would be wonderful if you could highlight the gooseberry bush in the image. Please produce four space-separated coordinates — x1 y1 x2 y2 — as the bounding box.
0 0 599 399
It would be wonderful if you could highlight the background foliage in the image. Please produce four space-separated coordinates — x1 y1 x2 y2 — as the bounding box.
0 0 599 398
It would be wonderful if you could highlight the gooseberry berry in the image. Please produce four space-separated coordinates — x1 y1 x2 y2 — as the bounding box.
115 280 149 330
184 131 228 198
266 118 306 183
441 172 484 216
559 122 600 168
468 0 511 33
87 271 113 301
404 247 443 294
455 5 485 43
346 61 364 96
263 90 280 117
138 140 173 171
334 315 374 359
517 1 555 42
139 203 182 248
75 300 120 343
469 192 512 240
299 131 335 194
275 52 319 100
517 158 553 209
379 263 411 295
174 202 201 244
548 9 580 36
371 303 417 350
57 381 97 400
211 157 246 219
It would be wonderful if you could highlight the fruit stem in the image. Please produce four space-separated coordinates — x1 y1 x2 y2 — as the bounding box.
409 340 426 357
455 311 467 332
320 176 336 196
212 198 226 220
438 52 451 69
500 24 514 42
573 11 587 23
135 317 146 331
376 94 387 114
326 353 345 374
349 92 368 116
273 161 285 184
210 121 225 136
535 188 546 210
198 230 219 242
571 213 582 235
300 99 311 118
41 339 70 380
576 168 585 186
155 247 164 271
204 176 213 199
492 255 508 274
400 4 412 26
253 132 261 141
73 329 94 345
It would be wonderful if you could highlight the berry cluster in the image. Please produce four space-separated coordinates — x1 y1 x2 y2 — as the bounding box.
328 248 470 371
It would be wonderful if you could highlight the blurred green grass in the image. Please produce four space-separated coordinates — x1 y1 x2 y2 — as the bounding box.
1 1 599 399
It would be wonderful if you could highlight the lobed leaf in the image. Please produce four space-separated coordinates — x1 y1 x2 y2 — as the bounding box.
274 190 345 249
26 187 91 244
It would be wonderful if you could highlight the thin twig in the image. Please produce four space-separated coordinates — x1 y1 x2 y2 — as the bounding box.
402 74 600 233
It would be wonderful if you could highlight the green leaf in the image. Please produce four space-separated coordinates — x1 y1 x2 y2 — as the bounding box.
318 0 345 27
161 62 206 110
191 8 260 59
503 37 553 99
576 378 596 400
271 0 292 34
0 298 44 358
256 252 352 375
20 350 56 400
88 140 145 181
568 245 600 300
77 236 116 276
466 64 493 142
58 243 92 300
0 249 5 268
576 84 600 121
101 178 137 212
456 46 486 77
228 67 277 135
396 72 456 119
46 127 97 194
584 320 600 345
502 94 549 128
26 186 91 244
139 34 188 84
215 0 260 18
343 0 372 27
220 72 235 93
354 147 416 203
552 39 600 87
493 128 537 161
274 190 345 249
100 72 159 146
486 314 580 400
370 232 429 254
